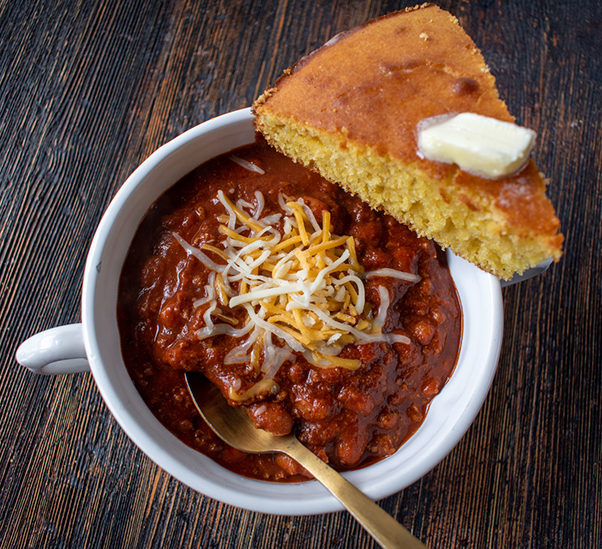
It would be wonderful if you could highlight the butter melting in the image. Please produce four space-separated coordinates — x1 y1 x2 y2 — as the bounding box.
417 112 536 179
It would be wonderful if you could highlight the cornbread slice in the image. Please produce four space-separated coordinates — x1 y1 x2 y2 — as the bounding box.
253 4 563 279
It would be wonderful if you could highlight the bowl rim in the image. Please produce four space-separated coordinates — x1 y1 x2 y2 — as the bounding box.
81 108 503 515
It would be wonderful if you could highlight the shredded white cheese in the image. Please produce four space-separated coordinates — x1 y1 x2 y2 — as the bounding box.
174 190 418 400
229 155 265 175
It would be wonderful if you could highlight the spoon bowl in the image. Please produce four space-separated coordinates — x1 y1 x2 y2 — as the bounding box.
185 372 428 549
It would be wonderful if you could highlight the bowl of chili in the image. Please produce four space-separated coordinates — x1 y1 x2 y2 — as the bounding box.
16 108 503 515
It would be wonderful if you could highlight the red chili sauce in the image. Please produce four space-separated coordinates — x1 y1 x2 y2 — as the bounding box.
117 138 462 482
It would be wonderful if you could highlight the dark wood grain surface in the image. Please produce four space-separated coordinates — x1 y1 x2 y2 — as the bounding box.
1 1 600 547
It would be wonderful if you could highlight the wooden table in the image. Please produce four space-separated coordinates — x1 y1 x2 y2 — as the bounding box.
1 1 600 547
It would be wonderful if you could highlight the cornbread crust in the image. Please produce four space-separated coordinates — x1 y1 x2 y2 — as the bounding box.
253 4 563 279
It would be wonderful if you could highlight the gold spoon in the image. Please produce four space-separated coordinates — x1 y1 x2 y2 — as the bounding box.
185 373 427 549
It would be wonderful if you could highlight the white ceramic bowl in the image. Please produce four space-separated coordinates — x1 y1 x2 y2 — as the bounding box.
16 108 503 515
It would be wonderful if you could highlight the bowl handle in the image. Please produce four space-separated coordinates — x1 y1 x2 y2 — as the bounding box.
15 324 90 375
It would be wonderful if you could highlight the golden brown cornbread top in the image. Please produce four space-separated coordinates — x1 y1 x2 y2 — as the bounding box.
254 4 561 241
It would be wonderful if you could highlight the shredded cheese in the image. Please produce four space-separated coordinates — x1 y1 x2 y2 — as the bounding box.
174 190 418 400
229 155 265 175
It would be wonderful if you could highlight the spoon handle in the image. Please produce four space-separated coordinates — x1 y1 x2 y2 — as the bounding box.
281 440 427 549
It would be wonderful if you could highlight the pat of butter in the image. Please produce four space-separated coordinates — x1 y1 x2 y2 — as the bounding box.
417 113 536 179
